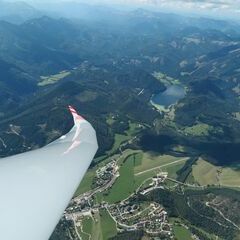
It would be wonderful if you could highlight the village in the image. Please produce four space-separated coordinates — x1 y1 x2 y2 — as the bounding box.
63 158 173 239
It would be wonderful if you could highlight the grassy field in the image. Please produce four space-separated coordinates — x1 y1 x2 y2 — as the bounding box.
134 152 188 174
162 161 189 179
170 218 218 240
109 134 131 153
173 225 193 240
82 217 93 235
80 210 117 240
96 151 188 203
134 157 187 188
91 213 103 240
134 171 158 189
126 122 141 136
100 209 117 239
75 169 96 196
38 71 70 86
152 71 180 86
99 154 135 203
192 158 240 187
79 229 90 240
80 217 93 240
106 121 140 156
183 123 213 136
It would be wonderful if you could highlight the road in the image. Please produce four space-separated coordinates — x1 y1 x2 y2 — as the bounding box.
206 202 240 230
0 137 7 148
167 177 206 189
72 217 81 240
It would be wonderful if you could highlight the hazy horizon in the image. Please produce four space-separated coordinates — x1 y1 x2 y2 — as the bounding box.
1 0 240 21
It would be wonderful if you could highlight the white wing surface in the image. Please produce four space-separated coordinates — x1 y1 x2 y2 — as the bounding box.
0 106 98 240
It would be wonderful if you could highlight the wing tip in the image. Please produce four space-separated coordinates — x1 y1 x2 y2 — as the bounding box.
68 105 85 121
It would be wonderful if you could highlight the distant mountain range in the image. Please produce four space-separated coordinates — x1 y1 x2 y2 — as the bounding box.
0 0 43 23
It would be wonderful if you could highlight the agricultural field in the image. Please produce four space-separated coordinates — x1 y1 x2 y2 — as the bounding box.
169 218 193 240
96 151 188 203
192 158 240 187
170 218 218 240
106 121 141 155
79 210 117 240
173 225 193 240
96 153 136 203
152 71 180 86
79 217 93 240
183 123 213 136
74 168 96 196
100 209 117 239
134 152 188 175
162 161 189 179
108 134 131 153
38 71 71 86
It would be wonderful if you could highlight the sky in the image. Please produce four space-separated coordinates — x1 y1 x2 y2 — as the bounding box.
4 0 240 20
75 0 240 20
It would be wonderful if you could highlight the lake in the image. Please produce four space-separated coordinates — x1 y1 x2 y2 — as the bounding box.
151 85 185 107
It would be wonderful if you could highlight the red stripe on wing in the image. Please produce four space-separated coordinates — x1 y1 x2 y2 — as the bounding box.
68 106 85 120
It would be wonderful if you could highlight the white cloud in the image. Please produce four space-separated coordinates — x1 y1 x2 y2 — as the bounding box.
113 0 240 11
110 0 240 18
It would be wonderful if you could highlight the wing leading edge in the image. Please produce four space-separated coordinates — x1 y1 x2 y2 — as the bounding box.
0 106 98 240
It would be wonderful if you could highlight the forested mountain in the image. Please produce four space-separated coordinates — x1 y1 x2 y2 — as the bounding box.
0 10 239 162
